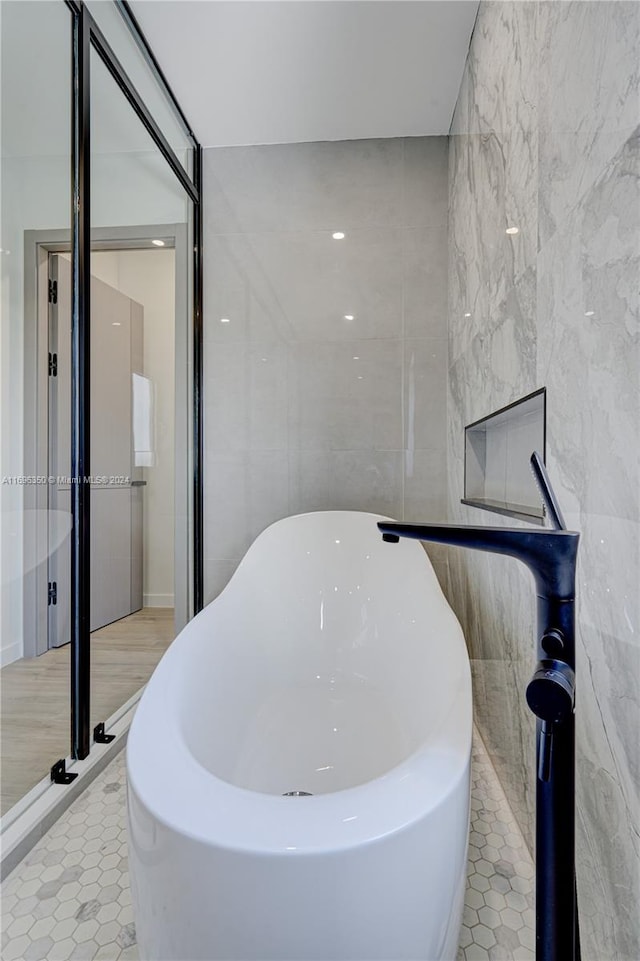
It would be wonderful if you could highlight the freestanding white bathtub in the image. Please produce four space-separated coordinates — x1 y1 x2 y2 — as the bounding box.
127 511 472 961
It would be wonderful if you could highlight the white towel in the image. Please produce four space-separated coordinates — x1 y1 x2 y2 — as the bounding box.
132 373 155 467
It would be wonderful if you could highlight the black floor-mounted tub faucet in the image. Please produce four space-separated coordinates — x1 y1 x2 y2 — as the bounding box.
378 452 581 961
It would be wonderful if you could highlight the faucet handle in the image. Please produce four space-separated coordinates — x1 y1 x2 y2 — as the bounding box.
526 658 575 724
526 658 575 782
530 451 567 531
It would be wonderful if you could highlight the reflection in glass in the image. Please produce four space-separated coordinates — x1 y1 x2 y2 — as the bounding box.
88 50 193 735
0 0 73 816
86 0 194 177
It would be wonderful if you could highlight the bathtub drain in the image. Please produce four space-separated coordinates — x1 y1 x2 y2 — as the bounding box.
282 791 313 796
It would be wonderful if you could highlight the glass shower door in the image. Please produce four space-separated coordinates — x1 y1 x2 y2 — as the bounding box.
87 48 193 735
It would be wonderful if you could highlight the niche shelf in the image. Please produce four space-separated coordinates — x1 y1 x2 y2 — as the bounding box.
463 388 546 524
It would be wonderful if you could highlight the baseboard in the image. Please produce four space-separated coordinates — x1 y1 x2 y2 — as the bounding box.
1 641 22 669
143 593 174 608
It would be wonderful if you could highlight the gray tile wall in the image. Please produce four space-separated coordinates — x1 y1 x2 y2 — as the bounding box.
447 3 640 959
204 137 449 598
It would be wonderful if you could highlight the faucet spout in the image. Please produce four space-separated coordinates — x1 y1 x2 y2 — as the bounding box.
377 521 579 602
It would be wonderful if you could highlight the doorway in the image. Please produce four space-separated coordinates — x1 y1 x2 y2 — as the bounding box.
48 252 147 648
23 225 189 661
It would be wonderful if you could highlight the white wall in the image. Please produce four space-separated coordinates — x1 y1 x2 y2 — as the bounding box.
203 137 450 600
1 16 72 664
1 2 72 669
91 249 176 608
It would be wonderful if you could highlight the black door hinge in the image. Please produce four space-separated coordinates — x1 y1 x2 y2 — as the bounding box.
48 581 57 605
51 759 78 784
49 352 57 376
48 279 58 304
94 722 116 744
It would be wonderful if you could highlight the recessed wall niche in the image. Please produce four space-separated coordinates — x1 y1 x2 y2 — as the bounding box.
463 389 546 524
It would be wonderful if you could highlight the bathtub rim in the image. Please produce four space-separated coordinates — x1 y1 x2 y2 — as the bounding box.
127 508 473 855
127 715 472 857
127 666 472 856
209 509 421 609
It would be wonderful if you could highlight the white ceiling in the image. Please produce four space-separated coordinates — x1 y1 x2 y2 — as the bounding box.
129 1 479 148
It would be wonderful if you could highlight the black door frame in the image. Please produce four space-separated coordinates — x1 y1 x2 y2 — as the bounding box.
63 0 203 760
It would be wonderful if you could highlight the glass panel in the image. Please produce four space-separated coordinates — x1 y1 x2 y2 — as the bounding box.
0 0 72 816
88 49 194 734
86 0 194 178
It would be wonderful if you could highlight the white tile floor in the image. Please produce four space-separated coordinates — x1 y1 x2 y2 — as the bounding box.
1 731 534 961
459 738 535 961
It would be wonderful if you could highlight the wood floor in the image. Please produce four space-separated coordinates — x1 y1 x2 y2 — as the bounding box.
0 608 174 816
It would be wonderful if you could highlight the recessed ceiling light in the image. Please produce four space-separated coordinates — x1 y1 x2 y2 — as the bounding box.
112 322 121 327
332 231 345 240
464 312 471 318
220 317 230 323
352 356 359 361
584 310 595 317
151 239 165 247
505 226 519 235
344 314 355 321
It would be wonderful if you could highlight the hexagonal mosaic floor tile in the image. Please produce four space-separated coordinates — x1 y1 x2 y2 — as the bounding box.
2 731 534 960
456 738 535 961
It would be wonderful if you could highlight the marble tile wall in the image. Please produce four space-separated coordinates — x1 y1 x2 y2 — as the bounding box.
204 137 449 598
447 3 639 959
